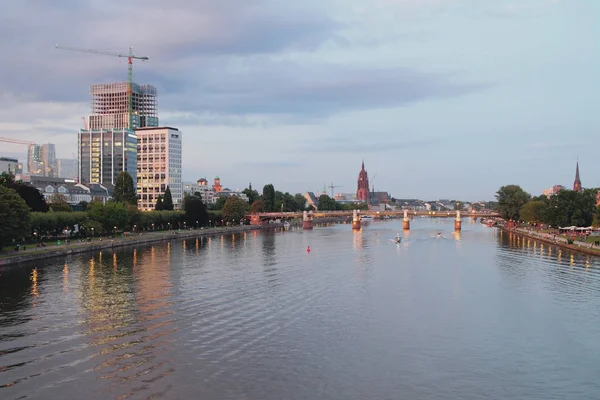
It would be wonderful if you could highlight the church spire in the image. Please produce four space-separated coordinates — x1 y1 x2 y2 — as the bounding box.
573 159 582 193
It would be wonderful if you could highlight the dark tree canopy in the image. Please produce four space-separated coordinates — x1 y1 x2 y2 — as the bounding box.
163 186 174 211
495 185 531 220
113 172 138 206
243 186 260 205
214 196 227 210
155 195 164 211
0 186 31 249
183 193 209 227
262 184 276 212
543 189 596 228
317 194 343 211
0 172 48 212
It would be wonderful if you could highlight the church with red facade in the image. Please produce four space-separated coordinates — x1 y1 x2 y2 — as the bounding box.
356 161 370 202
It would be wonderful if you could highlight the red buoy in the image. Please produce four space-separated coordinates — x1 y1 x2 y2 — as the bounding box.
306 246 311 253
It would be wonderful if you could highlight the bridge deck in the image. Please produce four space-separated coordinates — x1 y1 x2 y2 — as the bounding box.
247 211 499 219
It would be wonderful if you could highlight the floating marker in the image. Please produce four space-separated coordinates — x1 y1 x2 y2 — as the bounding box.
307 246 311 253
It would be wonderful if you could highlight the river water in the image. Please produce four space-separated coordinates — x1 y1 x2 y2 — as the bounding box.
1 218 600 400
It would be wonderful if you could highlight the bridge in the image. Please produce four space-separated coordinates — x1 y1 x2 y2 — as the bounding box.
247 210 500 225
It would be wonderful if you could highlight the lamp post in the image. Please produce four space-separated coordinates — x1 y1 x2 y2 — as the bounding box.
91 227 94 238
196 220 199 229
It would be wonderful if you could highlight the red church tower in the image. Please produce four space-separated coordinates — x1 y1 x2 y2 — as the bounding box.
573 161 582 193
356 161 370 202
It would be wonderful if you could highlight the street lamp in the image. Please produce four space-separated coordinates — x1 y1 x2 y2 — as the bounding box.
196 220 199 229
91 227 94 237
152 223 155 231
133 224 137 233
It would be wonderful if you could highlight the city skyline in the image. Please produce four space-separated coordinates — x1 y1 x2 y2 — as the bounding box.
1 0 598 200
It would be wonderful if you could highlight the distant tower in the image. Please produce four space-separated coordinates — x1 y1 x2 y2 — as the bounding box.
356 160 370 202
213 176 222 193
573 160 582 193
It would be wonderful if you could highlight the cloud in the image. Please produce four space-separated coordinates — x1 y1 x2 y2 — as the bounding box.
238 161 306 168
297 137 443 154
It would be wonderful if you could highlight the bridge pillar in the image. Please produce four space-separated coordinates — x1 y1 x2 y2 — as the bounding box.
403 210 410 230
302 211 313 230
352 209 361 230
455 210 462 231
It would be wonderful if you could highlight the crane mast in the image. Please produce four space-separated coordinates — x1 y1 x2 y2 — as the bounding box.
55 45 149 129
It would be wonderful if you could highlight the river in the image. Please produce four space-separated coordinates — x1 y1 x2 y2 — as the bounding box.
1 218 600 400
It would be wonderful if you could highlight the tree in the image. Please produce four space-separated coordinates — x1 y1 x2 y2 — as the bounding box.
183 193 209 227
317 194 341 211
214 196 227 210
155 195 164 211
0 186 30 249
454 202 464 211
496 185 531 220
519 201 547 223
222 196 248 223
0 172 49 212
294 193 307 210
250 199 265 213
262 184 276 212
243 184 259 205
163 186 174 210
48 193 72 212
543 189 596 228
87 201 130 233
113 171 138 205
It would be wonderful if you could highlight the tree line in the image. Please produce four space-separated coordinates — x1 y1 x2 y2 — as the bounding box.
495 184 600 228
0 171 372 250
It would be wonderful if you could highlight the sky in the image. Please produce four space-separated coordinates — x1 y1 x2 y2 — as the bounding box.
0 0 598 201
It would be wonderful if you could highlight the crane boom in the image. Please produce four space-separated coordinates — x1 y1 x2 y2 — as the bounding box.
54 44 149 60
0 137 36 146
55 44 149 129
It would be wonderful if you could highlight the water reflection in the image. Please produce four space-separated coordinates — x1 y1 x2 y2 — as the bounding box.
3 223 600 400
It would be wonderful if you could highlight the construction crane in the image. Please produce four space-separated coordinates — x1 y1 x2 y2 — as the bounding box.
0 137 36 146
328 182 343 198
55 44 149 129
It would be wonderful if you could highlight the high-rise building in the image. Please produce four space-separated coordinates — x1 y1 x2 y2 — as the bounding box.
88 82 158 130
135 127 182 211
27 143 56 177
573 160 582 193
356 160 370 202
78 128 138 187
0 157 22 175
41 143 57 177
57 158 78 180
27 144 43 175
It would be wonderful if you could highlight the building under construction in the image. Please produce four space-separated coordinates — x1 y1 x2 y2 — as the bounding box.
88 82 159 130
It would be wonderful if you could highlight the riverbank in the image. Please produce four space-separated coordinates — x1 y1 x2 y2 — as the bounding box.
499 225 600 258
0 225 265 267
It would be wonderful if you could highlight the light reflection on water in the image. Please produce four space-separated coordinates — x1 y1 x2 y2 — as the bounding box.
1 220 600 400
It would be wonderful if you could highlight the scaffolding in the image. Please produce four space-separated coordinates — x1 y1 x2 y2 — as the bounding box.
89 82 158 130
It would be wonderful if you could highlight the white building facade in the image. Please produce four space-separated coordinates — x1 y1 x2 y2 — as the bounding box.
136 127 182 211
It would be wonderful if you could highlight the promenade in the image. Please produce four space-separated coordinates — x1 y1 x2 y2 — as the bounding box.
0 225 263 267
503 226 600 258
